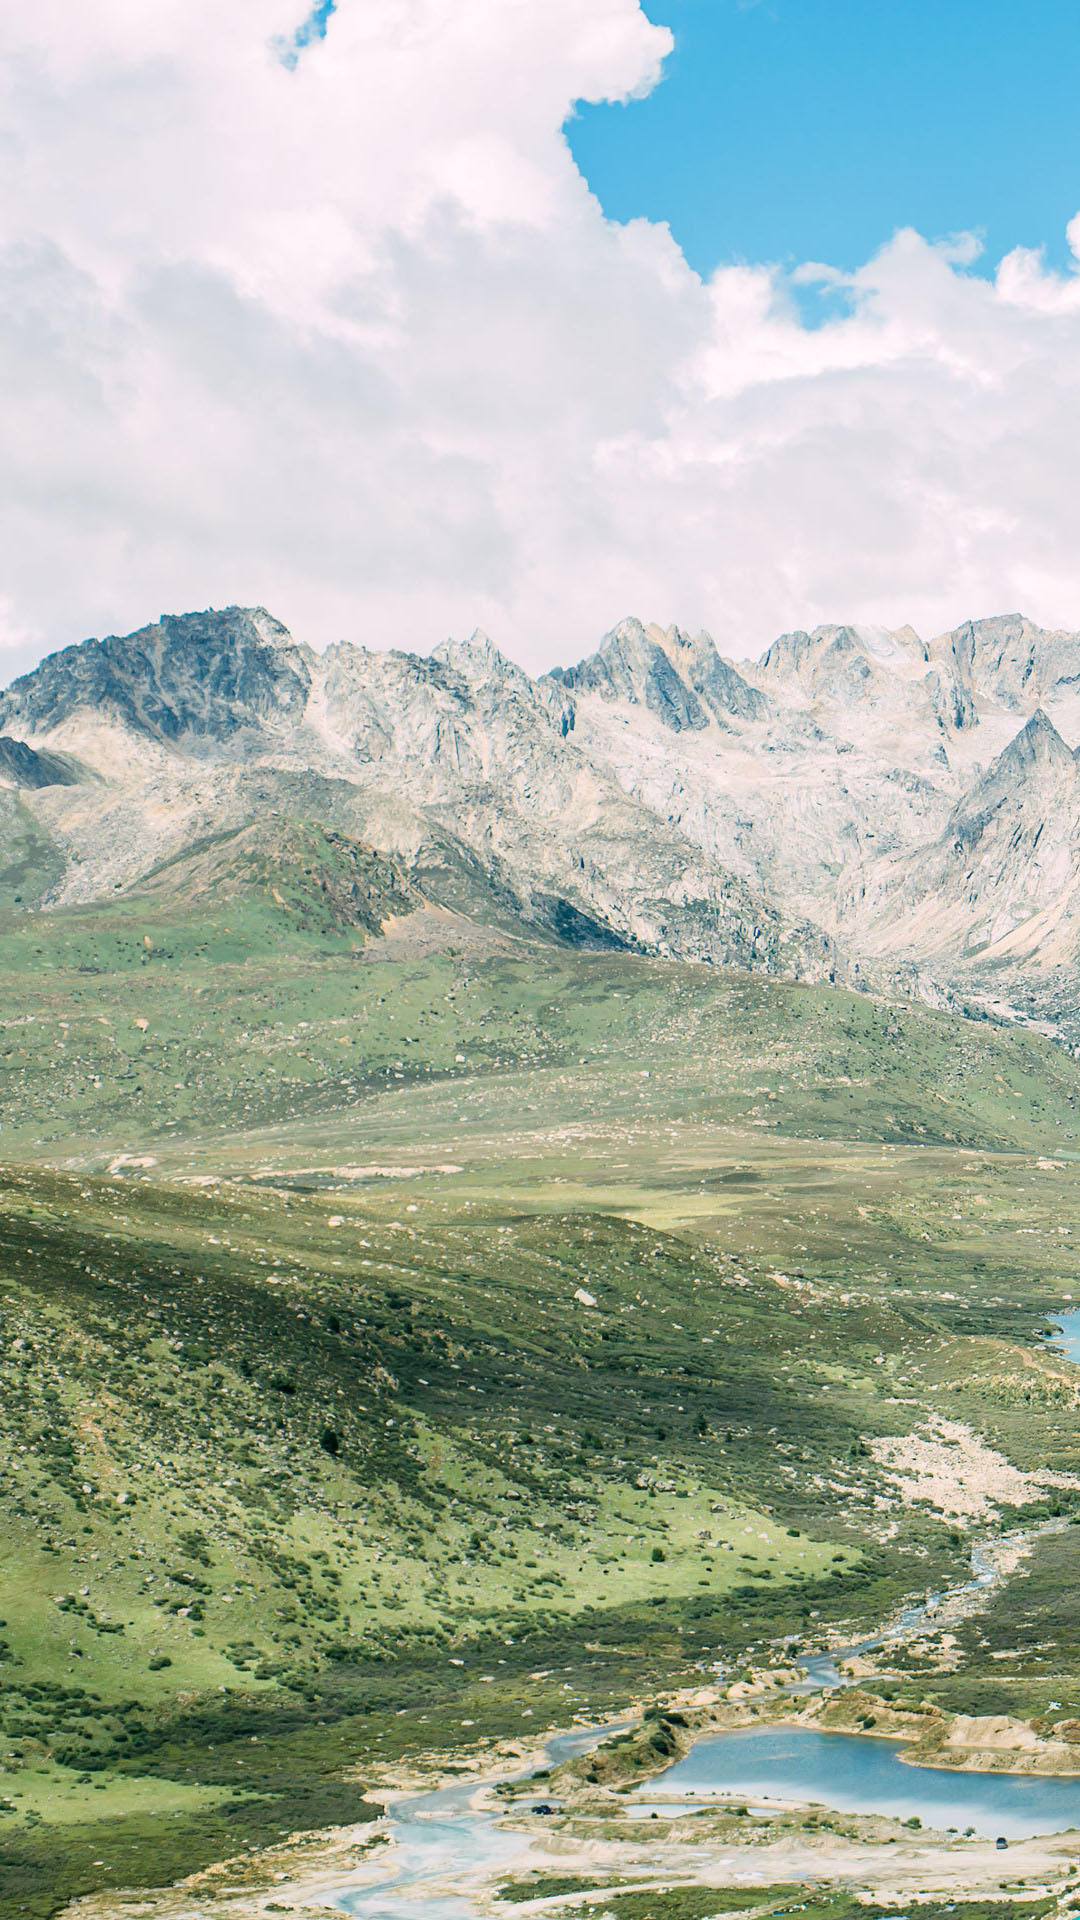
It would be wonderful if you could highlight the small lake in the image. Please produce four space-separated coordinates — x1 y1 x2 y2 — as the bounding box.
652 1726 1080 1840
1050 1309 1080 1366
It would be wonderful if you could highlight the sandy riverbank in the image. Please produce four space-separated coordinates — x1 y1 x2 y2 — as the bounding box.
59 1796 1080 1920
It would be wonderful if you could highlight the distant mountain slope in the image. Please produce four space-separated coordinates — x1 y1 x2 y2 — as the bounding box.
932 612 1080 717
845 710 1080 972
2 601 1080 1021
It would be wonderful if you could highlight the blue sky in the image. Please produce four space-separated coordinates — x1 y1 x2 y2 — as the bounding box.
568 0 1080 280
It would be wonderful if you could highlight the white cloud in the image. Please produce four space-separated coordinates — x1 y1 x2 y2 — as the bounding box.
1 0 1080 676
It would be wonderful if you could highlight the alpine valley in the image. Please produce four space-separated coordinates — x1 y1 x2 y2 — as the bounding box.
9 608 1080 1920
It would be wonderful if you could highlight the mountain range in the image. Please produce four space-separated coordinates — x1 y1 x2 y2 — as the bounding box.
2 603 1080 1039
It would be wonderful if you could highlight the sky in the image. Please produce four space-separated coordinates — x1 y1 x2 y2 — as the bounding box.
1 0 1080 677
570 0 1080 283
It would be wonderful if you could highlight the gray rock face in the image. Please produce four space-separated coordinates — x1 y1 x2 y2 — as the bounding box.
845 708 1080 975
758 625 883 699
548 619 711 733
0 736 82 789
6 601 1080 1027
933 613 1080 715
0 607 311 745
654 625 770 724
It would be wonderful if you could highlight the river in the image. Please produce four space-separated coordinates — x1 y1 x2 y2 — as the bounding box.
328 1521 1079 1915
333 1723 625 1920
323 1310 1080 1909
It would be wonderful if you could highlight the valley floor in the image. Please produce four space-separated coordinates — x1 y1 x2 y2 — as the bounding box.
55 1715 1080 1920
5 936 1080 1916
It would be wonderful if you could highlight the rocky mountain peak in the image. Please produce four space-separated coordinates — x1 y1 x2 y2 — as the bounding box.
848 701 1080 971
756 623 929 701
933 708 1079 862
939 612 1035 692
0 606 313 747
546 617 710 733
751 620 979 739
992 705 1074 771
429 629 533 697
937 710 1078 830
653 624 769 723
931 612 1080 716
757 624 861 686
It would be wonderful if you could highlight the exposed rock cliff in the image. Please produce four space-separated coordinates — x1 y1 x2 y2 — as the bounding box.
3 601 1080 1023
845 710 1080 972
0 607 312 747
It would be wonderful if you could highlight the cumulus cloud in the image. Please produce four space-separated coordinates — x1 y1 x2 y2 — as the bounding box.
1 0 1080 673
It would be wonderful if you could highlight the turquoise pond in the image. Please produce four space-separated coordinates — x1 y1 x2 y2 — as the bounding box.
653 1726 1080 1840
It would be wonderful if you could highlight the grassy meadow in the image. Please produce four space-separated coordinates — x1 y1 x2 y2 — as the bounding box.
2 889 1080 1911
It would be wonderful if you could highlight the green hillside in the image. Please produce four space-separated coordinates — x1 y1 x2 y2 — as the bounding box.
1 886 1079 1164
4 897 1080 1912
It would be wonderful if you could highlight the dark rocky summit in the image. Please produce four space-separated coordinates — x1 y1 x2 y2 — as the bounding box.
0 607 311 745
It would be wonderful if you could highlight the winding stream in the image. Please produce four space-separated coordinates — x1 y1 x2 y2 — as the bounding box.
793 1536 1003 1691
328 1524 1077 1916
333 1724 625 1920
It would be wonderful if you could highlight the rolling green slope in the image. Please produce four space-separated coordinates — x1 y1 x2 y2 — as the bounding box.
4 900 1080 1911
1 890 1079 1162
